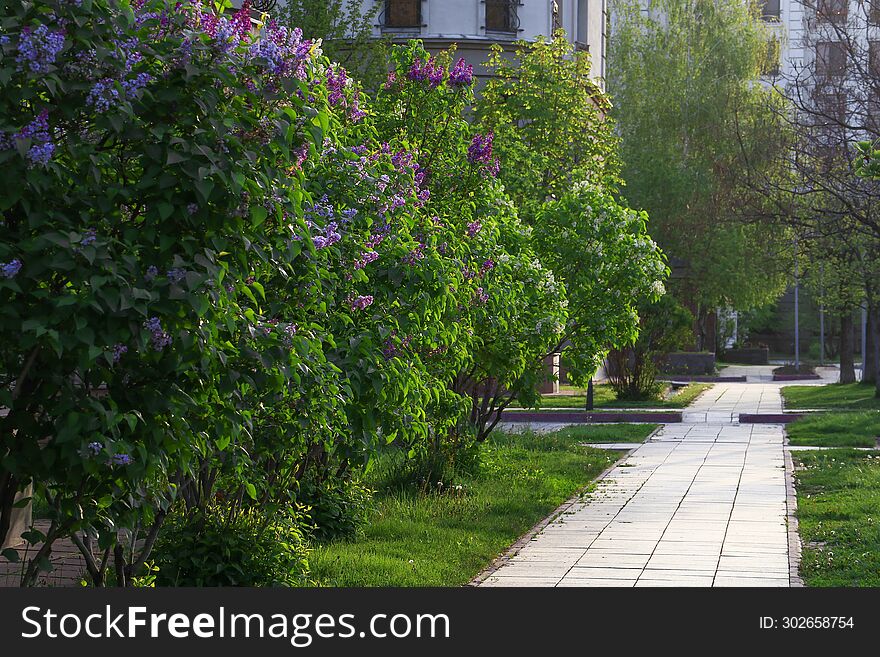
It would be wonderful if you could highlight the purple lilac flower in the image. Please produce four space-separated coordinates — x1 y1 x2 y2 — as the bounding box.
1 259 22 279
122 72 152 99
111 453 133 466
312 222 341 250
144 317 172 350
467 220 482 237
187 203 198 215
2 110 56 168
350 295 373 311
112 343 128 363
467 133 494 165
481 258 495 274
407 58 427 82
86 78 120 113
81 228 97 246
144 265 159 281
403 244 425 266
448 58 474 87
354 251 379 270
476 287 489 304
407 57 444 87
16 24 66 74
384 71 397 89
166 268 186 284
87 442 103 456
341 208 358 221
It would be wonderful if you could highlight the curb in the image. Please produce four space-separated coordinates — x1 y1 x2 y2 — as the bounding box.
500 410 682 424
739 413 804 424
783 445 805 587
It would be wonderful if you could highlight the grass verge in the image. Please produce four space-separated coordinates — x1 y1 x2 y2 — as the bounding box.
508 383 711 410
782 383 880 411
794 449 880 586
310 424 656 586
787 411 880 448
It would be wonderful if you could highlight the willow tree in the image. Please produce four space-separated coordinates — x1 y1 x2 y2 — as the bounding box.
608 0 789 348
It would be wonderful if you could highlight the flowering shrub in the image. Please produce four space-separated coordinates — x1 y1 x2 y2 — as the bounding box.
0 0 365 584
372 42 568 444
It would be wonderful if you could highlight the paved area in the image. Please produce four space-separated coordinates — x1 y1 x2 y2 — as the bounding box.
481 380 798 587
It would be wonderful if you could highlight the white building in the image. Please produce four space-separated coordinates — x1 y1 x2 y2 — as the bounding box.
762 0 880 135
361 0 608 86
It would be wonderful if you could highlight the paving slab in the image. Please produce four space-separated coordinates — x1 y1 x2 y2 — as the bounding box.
478 375 799 588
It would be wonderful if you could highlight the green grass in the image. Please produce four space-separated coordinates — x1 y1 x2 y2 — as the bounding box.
794 449 880 586
310 424 656 586
787 411 880 448
782 383 880 411
508 382 712 410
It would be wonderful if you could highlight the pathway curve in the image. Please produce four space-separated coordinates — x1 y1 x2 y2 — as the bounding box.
479 377 802 587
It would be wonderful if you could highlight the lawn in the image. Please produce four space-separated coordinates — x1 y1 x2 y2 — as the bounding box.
507 382 712 410
782 383 880 410
794 449 880 586
786 411 880 448
309 424 656 586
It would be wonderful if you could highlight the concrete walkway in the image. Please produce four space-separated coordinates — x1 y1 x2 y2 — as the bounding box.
480 380 799 587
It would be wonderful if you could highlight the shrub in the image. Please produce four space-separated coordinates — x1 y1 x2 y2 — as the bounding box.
152 506 313 587
299 478 374 542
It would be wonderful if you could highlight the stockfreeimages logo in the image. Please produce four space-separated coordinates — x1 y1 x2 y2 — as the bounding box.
21 606 451 647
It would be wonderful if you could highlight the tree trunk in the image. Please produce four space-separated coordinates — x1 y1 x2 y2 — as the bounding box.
840 310 856 383
864 302 878 384
872 305 880 398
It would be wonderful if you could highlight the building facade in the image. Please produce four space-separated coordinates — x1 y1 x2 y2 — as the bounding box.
361 0 608 86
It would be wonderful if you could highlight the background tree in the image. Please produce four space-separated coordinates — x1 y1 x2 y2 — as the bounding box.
608 0 790 348
477 34 667 386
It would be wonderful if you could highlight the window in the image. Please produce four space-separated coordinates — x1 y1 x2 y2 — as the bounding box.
813 92 847 125
760 0 780 20
485 0 520 33
817 0 847 23
815 41 847 77
383 0 420 28
577 0 589 47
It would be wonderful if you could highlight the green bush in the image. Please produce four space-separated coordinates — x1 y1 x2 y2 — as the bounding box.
153 507 313 587
299 478 374 542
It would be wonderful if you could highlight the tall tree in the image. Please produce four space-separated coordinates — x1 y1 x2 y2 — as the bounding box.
608 0 789 347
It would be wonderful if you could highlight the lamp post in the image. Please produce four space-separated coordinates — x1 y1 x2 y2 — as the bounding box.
794 236 800 371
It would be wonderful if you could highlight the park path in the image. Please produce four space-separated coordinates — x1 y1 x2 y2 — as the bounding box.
478 373 808 587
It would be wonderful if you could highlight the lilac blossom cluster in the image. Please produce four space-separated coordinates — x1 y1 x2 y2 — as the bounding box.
467 133 494 165
350 295 374 311
403 244 426 266
382 332 413 359
144 316 172 350
0 110 56 167
467 220 482 237
1 259 23 279
111 453 133 466
354 250 380 270
448 58 474 87
167 268 186 284
475 287 489 304
112 343 128 363
15 24 66 74
312 222 341 250
246 21 312 80
407 57 444 88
